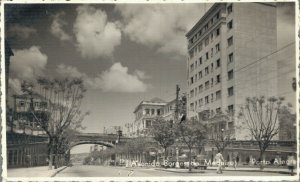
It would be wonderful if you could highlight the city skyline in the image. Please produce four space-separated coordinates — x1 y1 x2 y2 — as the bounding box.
5 2 295 155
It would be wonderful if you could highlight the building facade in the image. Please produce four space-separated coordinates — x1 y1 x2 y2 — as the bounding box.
7 93 49 168
128 97 178 137
186 3 295 140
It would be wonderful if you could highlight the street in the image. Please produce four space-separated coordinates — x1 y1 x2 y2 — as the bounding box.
56 165 289 177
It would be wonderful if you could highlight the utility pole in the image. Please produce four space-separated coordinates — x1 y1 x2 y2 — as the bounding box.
175 84 180 121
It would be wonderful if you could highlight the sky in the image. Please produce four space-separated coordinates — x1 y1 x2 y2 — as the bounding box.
4 2 295 153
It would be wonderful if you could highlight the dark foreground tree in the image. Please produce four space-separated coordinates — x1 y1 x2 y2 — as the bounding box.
239 96 287 170
151 118 176 165
21 78 88 169
177 119 206 172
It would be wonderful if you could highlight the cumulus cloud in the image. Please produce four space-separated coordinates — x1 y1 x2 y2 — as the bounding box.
116 4 208 56
50 12 72 41
10 46 48 80
56 62 149 93
7 24 37 39
73 5 121 59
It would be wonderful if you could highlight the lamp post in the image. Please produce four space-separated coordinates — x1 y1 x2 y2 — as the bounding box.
175 147 180 168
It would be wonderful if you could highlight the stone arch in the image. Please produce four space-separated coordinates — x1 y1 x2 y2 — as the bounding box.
69 141 115 151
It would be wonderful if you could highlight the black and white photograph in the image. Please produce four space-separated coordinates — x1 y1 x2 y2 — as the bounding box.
1 0 298 180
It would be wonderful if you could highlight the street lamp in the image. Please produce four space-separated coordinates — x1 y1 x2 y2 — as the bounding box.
175 147 180 168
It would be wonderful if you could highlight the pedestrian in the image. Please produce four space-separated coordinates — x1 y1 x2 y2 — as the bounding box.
215 151 224 174
287 153 296 176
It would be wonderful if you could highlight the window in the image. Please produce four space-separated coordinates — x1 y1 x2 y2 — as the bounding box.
204 23 209 30
199 71 202 78
205 67 209 75
216 43 220 52
216 59 221 68
228 104 234 113
205 37 209 46
216 12 220 19
211 78 214 87
198 43 203 52
198 29 202 36
216 75 221 83
199 57 202 65
195 61 198 68
216 107 221 114
157 109 161 115
227 4 233 14
228 70 234 80
191 89 195 98
205 96 209 104
216 90 221 100
216 28 220 36
190 63 194 72
211 48 214 57
227 36 233 46
228 53 234 63
211 33 214 42
151 109 155 115
34 102 39 108
146 120 152 128
195 87 198 95
199 99 203 107
205 81 210 90
206 52 209 60
227 20 233 30
190 103 194 111
19 101 25 107
145 109 150 115
199 85 203 93
211 93 214 102
211 63 214 72
228 86 234 96
189 50 194 59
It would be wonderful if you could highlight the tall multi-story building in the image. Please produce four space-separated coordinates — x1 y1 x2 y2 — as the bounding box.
186 3 295 140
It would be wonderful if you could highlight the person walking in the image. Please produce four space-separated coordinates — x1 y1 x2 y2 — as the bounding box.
287 153 296 176
215 151 224 174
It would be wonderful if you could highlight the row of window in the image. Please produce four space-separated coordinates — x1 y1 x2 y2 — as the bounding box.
190 86 234 106
189 38 234 75
189 29 221 59
189 11 221 45
190 58 234 86
189 4 234 58
190 102 234 116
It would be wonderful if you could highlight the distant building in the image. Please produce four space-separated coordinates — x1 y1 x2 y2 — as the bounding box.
130 97 178 137
186 3 296 140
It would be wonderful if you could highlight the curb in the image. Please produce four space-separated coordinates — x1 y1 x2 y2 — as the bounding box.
155 168 205 174
51 166 68 177
204 168 293 175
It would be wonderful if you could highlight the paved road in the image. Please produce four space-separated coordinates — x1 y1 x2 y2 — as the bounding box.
56 165 289 177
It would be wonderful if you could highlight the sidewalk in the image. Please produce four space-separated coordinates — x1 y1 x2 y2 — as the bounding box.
206 166 293 174
8 166 67 177
155 166 294 174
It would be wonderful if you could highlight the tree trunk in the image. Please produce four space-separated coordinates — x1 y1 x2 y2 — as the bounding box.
259 150 265 170
48 138 54 170
164 147 168 168
189 148 192 172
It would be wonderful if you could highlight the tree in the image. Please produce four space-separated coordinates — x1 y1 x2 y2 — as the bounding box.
207 111 235 154
177 119 206 171
150 118 176 165
239 96 285 170
21 77 88 169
